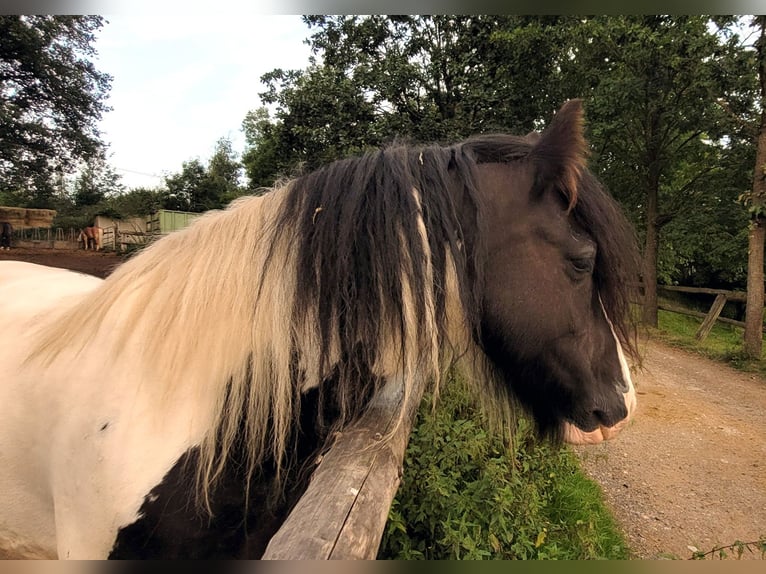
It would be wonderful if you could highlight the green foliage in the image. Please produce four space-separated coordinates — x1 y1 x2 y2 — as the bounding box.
243 16 585 188
690 538 766 559
103 187 163 218
0 16 112 204
378 377 629 560
72 156 125 208
162 138 244 212
575 16 757 301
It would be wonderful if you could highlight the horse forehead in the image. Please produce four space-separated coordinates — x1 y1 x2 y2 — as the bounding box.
477 162 575 238
476 162 536 208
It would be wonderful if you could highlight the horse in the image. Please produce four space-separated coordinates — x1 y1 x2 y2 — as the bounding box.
78 225 103 251
0 221 11 250
0 99 640 559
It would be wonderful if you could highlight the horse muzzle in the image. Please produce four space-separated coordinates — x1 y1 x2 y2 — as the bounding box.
563 378 636 445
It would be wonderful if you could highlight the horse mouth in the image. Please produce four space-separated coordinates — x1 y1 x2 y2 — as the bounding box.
563 384 637 445
563 418 627 445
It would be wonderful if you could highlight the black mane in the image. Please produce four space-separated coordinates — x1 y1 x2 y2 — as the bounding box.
265 133 638 429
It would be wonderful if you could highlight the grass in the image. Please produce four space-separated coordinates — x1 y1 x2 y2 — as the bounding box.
649 304 766 376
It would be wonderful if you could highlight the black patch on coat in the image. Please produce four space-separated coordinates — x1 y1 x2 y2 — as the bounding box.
107 383 347 560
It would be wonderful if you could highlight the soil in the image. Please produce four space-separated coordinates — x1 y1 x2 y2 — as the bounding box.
0 245 124 278
2 246 765 560
574 338 766 560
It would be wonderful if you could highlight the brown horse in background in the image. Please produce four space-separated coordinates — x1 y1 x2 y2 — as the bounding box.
78 226 104 251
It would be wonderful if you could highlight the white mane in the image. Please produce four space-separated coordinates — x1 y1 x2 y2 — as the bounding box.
29 184 497 504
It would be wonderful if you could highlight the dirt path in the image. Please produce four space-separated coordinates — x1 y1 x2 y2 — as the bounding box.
2 247 765 560
0 245 122 278
575 338 766 560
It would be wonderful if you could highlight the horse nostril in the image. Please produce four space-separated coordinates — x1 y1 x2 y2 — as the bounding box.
592 409 610 426
592 401 628 427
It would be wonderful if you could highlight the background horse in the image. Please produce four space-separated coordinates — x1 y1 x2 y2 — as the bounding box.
0 100 639 559
78 226 103 251
0 221 11 250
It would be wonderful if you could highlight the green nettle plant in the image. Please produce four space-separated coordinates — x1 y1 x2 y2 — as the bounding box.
378 375 629 560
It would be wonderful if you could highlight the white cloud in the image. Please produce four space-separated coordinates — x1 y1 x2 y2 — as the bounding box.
94 14 312 189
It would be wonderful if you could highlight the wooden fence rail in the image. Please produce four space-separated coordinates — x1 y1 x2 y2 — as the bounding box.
263 376 425 560
648 285 754 341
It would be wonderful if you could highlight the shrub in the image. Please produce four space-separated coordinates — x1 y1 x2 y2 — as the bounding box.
378 375 629 560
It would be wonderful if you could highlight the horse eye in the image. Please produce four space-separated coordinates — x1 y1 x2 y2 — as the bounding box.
570 256 595 275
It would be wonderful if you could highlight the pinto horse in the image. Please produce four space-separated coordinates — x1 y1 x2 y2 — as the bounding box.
78 225 103 251
0 221 11 250
0 100 639 559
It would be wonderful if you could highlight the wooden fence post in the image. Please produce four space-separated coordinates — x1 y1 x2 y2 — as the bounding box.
695 293 728 342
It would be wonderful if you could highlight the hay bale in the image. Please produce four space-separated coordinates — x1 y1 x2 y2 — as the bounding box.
0 206 57 228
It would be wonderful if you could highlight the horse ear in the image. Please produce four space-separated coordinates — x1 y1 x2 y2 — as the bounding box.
530 99 588 204
524 131 541 144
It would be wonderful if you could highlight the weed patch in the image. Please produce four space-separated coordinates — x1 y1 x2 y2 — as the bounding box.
378 376 628 559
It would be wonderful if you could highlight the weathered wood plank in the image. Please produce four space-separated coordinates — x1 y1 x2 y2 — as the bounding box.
658 301 766 333
657 284 747 302
695 293 728 341
262 376 424 560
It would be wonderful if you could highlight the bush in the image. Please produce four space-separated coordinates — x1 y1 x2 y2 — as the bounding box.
378 375 629 560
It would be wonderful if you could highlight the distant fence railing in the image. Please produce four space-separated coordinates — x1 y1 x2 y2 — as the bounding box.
11 226 78 247
639 284 758 341
10 226 155 252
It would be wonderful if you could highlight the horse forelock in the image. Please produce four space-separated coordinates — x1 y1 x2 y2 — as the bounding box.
571 170 641 362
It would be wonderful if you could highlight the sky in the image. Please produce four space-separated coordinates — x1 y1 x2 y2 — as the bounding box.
93 13 313 189
48 1 766 190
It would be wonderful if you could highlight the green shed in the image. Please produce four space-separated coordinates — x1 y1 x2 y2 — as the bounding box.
147 209 202 235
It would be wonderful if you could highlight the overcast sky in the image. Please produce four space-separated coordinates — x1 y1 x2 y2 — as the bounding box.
94 13 313 189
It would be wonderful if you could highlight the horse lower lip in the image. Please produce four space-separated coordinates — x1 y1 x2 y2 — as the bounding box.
563 419 626 445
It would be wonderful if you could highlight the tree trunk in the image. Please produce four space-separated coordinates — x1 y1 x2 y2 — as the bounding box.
642 171 660 327
745 218 765 358
744 17 766 359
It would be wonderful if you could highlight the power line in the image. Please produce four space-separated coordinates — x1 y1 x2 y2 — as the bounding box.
114 167 164 179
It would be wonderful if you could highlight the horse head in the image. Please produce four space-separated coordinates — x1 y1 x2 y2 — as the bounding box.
473 100 638 444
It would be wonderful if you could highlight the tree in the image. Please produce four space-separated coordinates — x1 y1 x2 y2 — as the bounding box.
104 187 162 218
207 137 245 204
241 107 283 189
244 16 583 185
0 16 112 206
72 156 125 207
575 16 756 326
743 16 766 358
163 159 216 212
163 140 244 212
301 15 578 140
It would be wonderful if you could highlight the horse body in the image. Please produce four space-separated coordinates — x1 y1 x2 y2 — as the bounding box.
0 100 640 559
78 226 103 250
0 263 220 558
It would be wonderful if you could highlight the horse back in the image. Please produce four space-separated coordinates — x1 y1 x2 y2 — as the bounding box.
0 261 229 558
